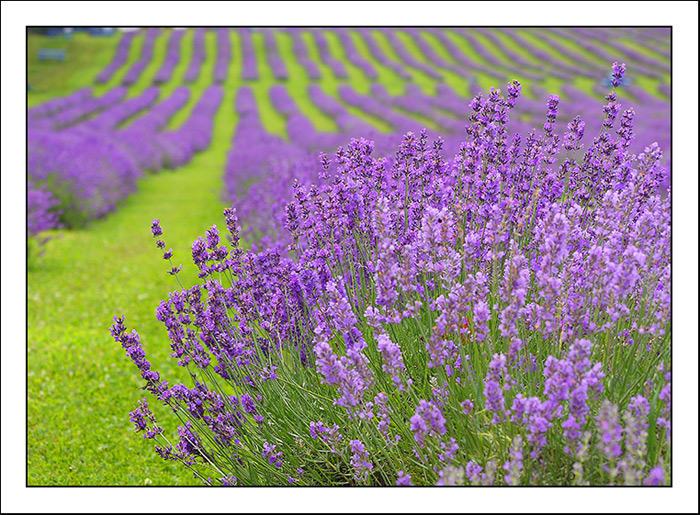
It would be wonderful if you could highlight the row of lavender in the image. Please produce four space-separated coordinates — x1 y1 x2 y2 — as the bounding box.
90 28 668 163
94 28 669 99
28 85 222 234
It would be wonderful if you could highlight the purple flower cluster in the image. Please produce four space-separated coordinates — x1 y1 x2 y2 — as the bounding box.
410 399 447 446
349 440 373 482
114 59 669 485
129 398 163 439
262 441 284 468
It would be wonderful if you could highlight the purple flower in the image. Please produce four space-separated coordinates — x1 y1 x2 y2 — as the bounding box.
240 393 257 415
376 333 405 387
611 61 627 88
410 399 447 446
349 440 373 482
642 466 665 486
151 219 163 237
396 470 413 486
262 441 283 468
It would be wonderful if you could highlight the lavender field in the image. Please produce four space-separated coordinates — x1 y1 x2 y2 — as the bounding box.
26 27 671 488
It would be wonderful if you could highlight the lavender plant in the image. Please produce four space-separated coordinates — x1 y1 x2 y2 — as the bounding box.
115 64 670 486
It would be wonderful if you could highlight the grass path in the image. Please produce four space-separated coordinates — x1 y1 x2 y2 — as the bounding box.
27 114 235 484
27 29 237 483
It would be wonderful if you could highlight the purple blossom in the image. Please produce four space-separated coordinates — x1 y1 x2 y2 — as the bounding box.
349 440 373 482
262 441 284 468
396 471 413 485
410 399 447 446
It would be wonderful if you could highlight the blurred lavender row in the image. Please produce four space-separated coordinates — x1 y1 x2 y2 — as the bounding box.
287 29 321 80
213 28 231 84
95 30 138 84
28 87 92 120
264 30 288 80
307 84 377 136
470 29 545 81
311 30 348 79
76 87 160 132
27 181 62 236
336 30 377 80
225 87 300 205
355 29 411 80
402 29 473 78
184 28 206 83
240 28 258 80
153 29 184 84
121 28 161 86
51 87 128 129
430 30 508 81
28 85 222 234
269 84 345 152
157 85 223 168
380 29 443 81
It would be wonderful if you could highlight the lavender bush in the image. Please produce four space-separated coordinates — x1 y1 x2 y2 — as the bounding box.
114 64 670 486
27 181 62 237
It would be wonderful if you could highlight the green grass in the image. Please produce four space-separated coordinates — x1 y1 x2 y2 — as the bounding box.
27 29 236 486
27 27 670 486
28 32 121 106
